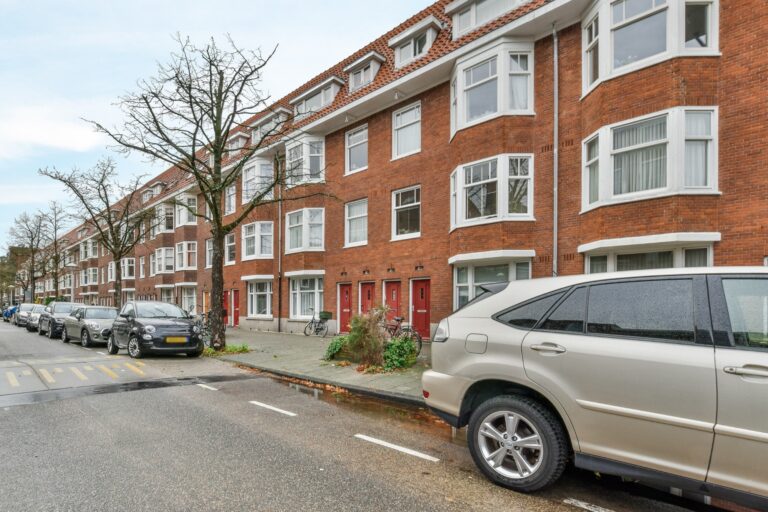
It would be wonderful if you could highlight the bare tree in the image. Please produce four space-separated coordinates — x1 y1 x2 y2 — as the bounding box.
39 202 71 299
86 35 326 348
39 158 154 309
9 212 47 302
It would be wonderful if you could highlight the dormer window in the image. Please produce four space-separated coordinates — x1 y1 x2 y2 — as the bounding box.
344 51 385 92
388 15 442 68
226 133 248 155
251 109 289 144
142 189 154 203
448 0 529 38
291 77 343 120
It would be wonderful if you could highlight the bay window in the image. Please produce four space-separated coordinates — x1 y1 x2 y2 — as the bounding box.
242 221 273 259
247 281 273 318
451 42 534 133
585 15 599 85
582 107 718 210
155 248 174 274
224 185 236 215
392 102 421 159
224 234 236 265
175 241 197 270
586 246 712 273
175 196 197 226
286 208 324 253
345 125 368 174
120 258 135 279
344 199 368 247
89 267 99 285
392 186 421 240
286 137 324 187
450 154 534 229
612 0 668 69
290 277 324 320
454 260 530 309
243 161 274 202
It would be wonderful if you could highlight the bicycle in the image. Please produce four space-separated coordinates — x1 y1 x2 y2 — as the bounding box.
381 316 423 355
303 309 330 337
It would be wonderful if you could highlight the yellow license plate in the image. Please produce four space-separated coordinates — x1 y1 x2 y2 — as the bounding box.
166 336 188 344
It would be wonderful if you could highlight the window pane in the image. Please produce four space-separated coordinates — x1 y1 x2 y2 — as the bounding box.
686 111 711 136
616 251 673 271
396 205 420 235
465 58 496 86
466 79 498 121
497 292 564 329
589 255 608 273
396 122 420 155
685 4 709 48
474 264 509 285
466 181 497 219
509 75 528 110
613 10 667 68
587 280 695 342
456 267 468 284
289 225 302 249
515 261 530 280
348 140 367 172
476 0 506 23
684 248 708 267
722 279 768 350
685 140 708 187
540 287 587 333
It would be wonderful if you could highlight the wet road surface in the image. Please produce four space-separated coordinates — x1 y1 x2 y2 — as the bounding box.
0 320 727 511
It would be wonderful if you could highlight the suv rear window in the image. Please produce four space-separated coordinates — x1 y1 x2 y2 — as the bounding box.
587 279 695 342
496 292 565 329
539 287 587 333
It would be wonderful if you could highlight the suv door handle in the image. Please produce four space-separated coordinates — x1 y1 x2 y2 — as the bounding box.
530 343 567 354
724 366 768 378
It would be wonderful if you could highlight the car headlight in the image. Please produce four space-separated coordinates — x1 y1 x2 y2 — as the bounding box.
433 318 450 343
87 322 100 330
192 324 200 334
143 325 156 334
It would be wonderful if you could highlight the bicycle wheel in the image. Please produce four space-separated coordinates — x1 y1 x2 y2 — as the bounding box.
303 322 313 336
318 322 329 338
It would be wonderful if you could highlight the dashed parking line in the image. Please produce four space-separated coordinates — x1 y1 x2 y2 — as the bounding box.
96 352 106 356
38 369 55 384
97 365 118 379
353 434 440 462
69 367 88 381
6 372 20 388
249 400 297 417
563 498 616 512
124 363 145 376
196 384 218 391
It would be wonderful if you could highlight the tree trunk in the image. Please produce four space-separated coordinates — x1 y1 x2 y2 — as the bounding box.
114 259 123 309
52 267 60 299
209 229 227 349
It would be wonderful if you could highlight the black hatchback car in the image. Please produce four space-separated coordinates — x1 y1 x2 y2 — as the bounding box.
109 301 203 359
38 301 76 339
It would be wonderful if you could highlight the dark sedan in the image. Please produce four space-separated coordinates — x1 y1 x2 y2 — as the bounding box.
108 301 203 359
37 301 76 339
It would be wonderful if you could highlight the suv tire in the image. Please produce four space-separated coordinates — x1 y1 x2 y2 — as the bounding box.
467 395 568 493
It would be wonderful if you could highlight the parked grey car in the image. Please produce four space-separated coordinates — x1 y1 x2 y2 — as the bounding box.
13 303 36 327
61 306 118 347
25 305 46 332
38 301 76 338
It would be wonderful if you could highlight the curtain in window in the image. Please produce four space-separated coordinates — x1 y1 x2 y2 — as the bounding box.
347 201 367 244
244 225 256 255
587 138 599 203
308 210 323 248
589 256 608 273
684 248 708 267
473 264 509 296
616 251 673 271
613 116 667 195
515 261 530 280
260 223 272 255
685 111 711 187
509 54 529 110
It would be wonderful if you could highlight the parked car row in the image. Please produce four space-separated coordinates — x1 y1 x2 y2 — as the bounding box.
8 300 204 358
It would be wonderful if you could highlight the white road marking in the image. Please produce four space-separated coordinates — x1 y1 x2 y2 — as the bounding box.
563 498 616 512
97 352 106 356
353 434 440 462
249 400 297 417
196 384 218 391
82 347 92 351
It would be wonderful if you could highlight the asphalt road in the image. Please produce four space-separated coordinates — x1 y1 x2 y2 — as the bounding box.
0 320 722 512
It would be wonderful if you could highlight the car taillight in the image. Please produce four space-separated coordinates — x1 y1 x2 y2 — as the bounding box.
433 319 449 343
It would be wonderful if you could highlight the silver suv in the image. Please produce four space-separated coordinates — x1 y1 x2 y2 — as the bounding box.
422 268 768 510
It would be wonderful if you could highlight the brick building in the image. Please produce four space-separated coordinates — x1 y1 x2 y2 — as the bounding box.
33 0 768 337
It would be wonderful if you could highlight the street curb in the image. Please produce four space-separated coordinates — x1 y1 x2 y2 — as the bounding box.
219 356 426 408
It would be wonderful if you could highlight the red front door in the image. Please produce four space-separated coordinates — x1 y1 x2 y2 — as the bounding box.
411 279 430 338
338 284 352 333
222 290 230 325
360 282 375 314
232 289 240 327
384 281 401 321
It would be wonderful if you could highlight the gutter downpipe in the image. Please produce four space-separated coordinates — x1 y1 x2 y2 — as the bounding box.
552 24 559 277
276 154 284 333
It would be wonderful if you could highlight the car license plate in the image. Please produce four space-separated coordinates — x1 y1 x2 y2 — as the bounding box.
166 336 188 344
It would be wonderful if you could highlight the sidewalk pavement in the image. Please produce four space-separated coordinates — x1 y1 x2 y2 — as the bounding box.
220 328 430 405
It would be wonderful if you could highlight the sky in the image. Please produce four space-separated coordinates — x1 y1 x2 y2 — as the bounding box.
0 0 434 249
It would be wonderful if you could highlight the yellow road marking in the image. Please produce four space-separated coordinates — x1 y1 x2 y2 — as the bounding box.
134 361 145 367
6 372 19 388
97 365 118 379
39 369 55 384
111 364 120 369
83 365 94 371
53 368 63 374
124 363 145 376
69 367 88 381
21 370 32 376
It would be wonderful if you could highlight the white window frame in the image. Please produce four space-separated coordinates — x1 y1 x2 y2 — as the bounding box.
581 0 720 96
224 233 236 265
246 280 273 319
585 245 713 274
285 208 325 254
453 259 531 310
293 80 341 120
450 153 535 230
89 267 99 286
581 106 719 212
242 160 274 203
155 247 174 274
451 0 522 38
107 262 115 283
224 185 236 215
252 112 286 144
139 256 145 279
242 221 273 260
451 41 534 136
391 186 422 241
180 286 197 315
344 199 368 248
286 136 325 188
174 195 197 227
345 125 368 175
149 253 156 277
289 277 324 320
175 241 197 271
205 239 213 269
392 102 422 160
393 29 436 68
120 258 135 279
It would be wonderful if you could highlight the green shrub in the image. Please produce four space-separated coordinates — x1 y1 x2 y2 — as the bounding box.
324 335 349 361
383 335 417 371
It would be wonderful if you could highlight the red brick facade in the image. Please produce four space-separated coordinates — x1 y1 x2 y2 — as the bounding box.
32 0 768 337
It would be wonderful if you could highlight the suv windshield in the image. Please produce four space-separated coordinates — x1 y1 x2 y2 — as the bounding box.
53 303 74 314
19 304 34 312
32 305 45 313
86 308 118 320
135 303 188 319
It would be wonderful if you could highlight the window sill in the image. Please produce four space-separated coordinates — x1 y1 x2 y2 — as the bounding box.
391 233 421 242
286 179 325 190
449 216 536 232
224 261 236 266
344 166 368 176
343 242 368 249
175 223 197 229
285 248 325 255
175 268 197 272
242 255 273 261
391 149 421 162
580 190 722 214
246 315 273 321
